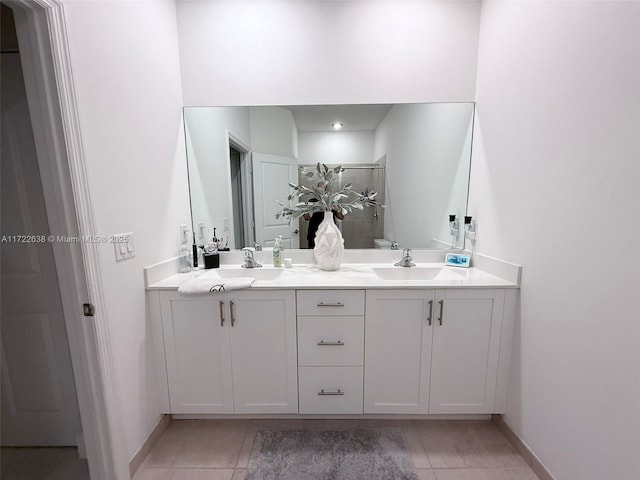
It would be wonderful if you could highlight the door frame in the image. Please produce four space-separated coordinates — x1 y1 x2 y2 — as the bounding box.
8 1 127 479
225 131 254 248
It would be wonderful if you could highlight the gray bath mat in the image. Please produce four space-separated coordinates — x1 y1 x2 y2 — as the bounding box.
246 428 418 480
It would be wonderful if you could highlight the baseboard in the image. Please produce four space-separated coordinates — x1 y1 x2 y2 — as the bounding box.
171 413 491 420
492 415 556 480
75 432 86 459
129 415 171 478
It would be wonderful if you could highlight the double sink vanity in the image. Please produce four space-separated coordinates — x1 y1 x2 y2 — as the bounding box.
145 250 520 419
146 103 521 419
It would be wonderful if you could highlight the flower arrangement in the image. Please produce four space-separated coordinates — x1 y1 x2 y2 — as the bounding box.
276 163 383 222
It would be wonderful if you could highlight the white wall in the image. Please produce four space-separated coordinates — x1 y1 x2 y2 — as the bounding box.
176 0 481 105
297 131 374 165
470 2 640 479
62 0 191 463
185 106 251 248
249 107 297 157
375 103 473 248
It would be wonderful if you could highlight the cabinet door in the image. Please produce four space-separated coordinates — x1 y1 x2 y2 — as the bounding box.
429 289 505 414
161 293 233 414
364 290 434 414
229 290 298 413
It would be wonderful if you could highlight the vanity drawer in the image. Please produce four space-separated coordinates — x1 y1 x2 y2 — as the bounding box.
298 316 364 366
298 366 363 414
296 290 365 316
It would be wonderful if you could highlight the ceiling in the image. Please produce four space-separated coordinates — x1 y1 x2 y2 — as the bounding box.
283 104 392 132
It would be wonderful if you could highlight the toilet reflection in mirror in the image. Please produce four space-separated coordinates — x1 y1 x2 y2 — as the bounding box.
183 103 474 250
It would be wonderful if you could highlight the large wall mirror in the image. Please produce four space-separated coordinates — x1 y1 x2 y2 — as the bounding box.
184 103 474 250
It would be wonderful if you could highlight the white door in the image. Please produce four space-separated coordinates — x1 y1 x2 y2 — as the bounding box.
252 153 299 248
161 294 234 414
229 290 298 414
1 53 82 446
364 289 434 414
429 289 505 414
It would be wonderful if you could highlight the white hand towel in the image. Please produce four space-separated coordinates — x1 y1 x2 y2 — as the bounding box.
178 276 255 295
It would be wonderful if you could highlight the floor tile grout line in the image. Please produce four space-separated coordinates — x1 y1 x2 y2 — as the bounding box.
400 423 433 470
235 422 252 469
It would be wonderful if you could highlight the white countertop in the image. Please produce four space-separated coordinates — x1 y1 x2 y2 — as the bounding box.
146 262 518 291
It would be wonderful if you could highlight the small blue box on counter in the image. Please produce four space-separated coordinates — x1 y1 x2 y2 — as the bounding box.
445 252 471 268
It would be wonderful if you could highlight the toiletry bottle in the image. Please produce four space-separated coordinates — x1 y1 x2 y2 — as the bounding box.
273 238 282 267
197 245 204 267
179 242 191 273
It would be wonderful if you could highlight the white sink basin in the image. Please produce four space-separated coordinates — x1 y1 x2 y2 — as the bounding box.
372 267 455 280
209 268 284 281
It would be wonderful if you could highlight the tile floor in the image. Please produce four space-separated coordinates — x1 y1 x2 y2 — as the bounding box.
133 419 540 480
0 446 89 480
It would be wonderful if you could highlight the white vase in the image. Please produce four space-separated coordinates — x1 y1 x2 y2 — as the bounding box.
313 211 344 271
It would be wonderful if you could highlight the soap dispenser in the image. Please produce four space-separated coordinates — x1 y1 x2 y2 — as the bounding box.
273 237 282 267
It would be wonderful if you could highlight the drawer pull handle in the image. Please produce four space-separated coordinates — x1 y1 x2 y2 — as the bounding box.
318 389 344 396
427 299 433 326
317 340 345 346
219 301 225 327
317 302 344 307
438 299 444 326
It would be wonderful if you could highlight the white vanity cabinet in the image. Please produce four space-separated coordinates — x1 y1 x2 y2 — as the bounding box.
365 288 507 414
364 290 433 414
296 290 365 414
148 274 516 418
158 290 297 414
429 289 505 414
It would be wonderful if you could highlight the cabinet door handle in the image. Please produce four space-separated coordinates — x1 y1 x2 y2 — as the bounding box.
438 299 444 325
427 299 433 326
317 302 344 307
230 300 236 326
317 340 345 346
219 301 225 327
318 389 344 396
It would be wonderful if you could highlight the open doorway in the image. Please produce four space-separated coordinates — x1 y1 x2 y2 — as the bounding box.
227 135 254 249
229 145 246 248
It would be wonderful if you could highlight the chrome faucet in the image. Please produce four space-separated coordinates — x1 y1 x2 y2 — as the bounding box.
241 247 262 268
394 248 415 267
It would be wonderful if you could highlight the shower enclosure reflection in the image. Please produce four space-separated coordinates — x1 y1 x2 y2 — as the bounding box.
297 164 386 249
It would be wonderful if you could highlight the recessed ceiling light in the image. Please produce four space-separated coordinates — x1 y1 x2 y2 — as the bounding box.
331 122 343 130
